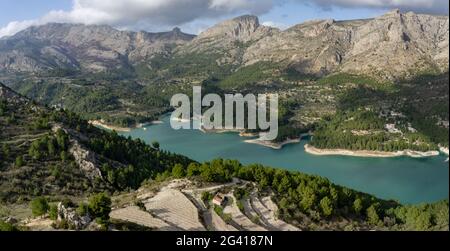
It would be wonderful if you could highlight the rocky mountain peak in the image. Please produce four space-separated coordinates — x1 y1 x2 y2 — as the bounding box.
232 15 260 27
0 23 195 73
384 8 402 16
288 19 336 37
197 14 264 42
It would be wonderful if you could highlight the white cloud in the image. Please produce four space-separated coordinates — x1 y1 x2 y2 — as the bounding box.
0 0 274 38
306 0 449 14
262 21 288 30
0 20 38 38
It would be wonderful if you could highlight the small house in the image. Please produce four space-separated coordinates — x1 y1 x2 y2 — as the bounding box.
212 194 227 207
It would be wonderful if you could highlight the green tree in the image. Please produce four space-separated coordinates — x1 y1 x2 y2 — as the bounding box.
187 163 200 177
201 192 213 204
15 156 24 168
77 203 90 217
29 141 43 160
1 144 10 159
414 211 432 230
353 198 363 214
47 139 57 156
56 129 68 150
299 186 317 212
278 176 291 193
151 141 160 150
60 151 68 162
172 164 186 178
49 204 58 220
30 197 49 217
0 100 7 116
367 205 381 226
88 193 112 225
0 220 17 231
320 196 334 217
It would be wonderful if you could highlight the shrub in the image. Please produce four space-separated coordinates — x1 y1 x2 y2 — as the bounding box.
0 220 17 231
49 205 58 220
30 197 49 217
77 203 90 217
15 156 24 168
88 193 112 225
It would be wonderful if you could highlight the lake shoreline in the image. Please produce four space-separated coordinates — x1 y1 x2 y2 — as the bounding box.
118 116 449 204
439 145 449 162
244 138 301 150
304 144 441 158
89 120 162 132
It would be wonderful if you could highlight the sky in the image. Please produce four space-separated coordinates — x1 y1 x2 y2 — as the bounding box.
0 0 448 37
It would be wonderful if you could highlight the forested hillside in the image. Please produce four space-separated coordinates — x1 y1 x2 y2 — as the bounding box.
1 83 447 231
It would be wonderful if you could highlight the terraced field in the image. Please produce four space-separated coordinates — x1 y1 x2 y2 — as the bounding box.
144 188 206 231
110 206 179 231
250 195 300 231
223 193 267 231
110 180 301 232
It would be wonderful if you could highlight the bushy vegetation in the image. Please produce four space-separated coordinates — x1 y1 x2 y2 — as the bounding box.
0 220 18 231
12 79 166 128
154 158 448 230
28 130 69 161
89 130 192 189
30 197 49 217
0 99 7 116
214 205 233 224
318 73 384 87
88 193 112 226
311 110 438 152
219 62 274 89
147 52 233 80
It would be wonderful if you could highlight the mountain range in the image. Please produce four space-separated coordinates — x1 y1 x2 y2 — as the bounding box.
0 9 448 80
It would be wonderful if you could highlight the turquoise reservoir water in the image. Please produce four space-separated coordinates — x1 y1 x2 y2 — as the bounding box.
120 116 449 205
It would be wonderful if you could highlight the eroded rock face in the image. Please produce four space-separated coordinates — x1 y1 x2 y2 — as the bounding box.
69 140 103 180
0 10 448 79
57 202 92 230
341 10 449 79
176 15 277 65
197 15 267 42
0 23 195 73
241 10 449 79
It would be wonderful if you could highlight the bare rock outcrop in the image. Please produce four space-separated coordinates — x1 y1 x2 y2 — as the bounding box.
0 23 195 73
57 202 92 230
69 140 103 180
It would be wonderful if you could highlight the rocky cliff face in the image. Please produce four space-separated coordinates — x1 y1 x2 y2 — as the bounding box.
241 10 449 79
341 10 449 79
0 10 448 79
0 23 195 72
176 15 277 65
